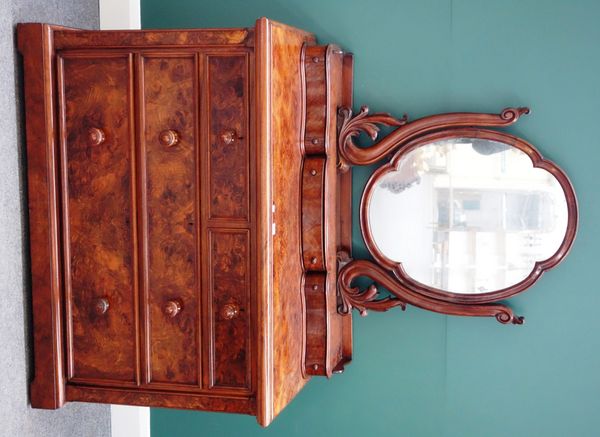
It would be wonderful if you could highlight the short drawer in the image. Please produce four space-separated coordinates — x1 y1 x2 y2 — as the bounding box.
207 229 251 390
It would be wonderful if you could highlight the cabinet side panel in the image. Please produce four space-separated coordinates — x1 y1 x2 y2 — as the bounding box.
266 20 315 420
140 54 200 386
60 54 137 384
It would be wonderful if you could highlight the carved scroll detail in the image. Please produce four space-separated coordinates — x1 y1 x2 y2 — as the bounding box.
337 106 530 169
338 259 524 325
338 106 407 171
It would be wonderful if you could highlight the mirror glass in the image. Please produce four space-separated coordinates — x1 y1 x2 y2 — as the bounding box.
367 138 569 294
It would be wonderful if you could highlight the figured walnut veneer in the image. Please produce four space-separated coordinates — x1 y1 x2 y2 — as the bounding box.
18 18 352 426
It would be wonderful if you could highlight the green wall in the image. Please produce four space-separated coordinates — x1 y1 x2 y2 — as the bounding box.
142 1 600 436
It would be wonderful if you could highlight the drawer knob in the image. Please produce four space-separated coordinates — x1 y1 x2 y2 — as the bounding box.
88 127 105 146
159 130 180 147
221 303 240 320
94 297 109 315
220 130 238 145
164 300 182 318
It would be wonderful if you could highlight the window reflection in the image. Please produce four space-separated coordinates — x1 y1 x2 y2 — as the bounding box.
369 139 568 294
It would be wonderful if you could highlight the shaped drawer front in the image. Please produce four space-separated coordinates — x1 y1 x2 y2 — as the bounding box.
140 54 201 387
59 53 137 384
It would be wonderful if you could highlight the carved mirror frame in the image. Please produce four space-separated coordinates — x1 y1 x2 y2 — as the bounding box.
336 106 578 324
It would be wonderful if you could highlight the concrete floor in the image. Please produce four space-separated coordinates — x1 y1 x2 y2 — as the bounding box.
0 1 111 436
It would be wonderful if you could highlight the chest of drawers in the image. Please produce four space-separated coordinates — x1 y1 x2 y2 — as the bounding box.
18 18 352 426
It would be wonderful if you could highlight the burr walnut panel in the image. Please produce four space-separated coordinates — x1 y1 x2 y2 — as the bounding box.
19 19 351 427
58 53 137 384
140 54 200 386
208 230 251 390
207 54 250 222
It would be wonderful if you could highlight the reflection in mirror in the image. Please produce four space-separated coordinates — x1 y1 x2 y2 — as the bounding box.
368 138 569 294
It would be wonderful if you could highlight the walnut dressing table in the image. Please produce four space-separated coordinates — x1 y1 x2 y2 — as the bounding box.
18 18 352 426
18 16 577 427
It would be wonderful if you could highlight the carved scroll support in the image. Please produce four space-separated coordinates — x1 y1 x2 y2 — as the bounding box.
338 259 525 325
337 106 530 170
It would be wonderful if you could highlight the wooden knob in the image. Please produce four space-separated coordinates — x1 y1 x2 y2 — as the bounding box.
164 300 182 318
88 127 105 146
94 298 109 315
159 130 179 147
220 130 237 145
221 303 240 320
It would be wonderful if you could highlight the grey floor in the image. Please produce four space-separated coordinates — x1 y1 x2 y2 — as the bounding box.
0 1 111 436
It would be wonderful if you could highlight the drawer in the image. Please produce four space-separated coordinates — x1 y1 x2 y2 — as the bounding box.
207 230 251 390
206 54 250 222
140 54 201 386
58 53 137 384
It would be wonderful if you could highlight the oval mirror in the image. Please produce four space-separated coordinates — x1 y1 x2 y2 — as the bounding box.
362 129 577 302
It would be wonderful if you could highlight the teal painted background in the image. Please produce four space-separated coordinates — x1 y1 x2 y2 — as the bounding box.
142 1 600 436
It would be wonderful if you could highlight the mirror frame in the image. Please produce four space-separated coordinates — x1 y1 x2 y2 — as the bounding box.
336 106 579 324
360 128 578 304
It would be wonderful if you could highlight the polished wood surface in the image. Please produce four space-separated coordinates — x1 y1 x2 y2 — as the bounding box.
338 106 529 169
17 22 66 409
66 385 256 414
58 53 138 384
207 54 250 221
208 230 251 390
140 54 200 387
17 16 580 427
337 107 578 324
54 28 254 49
257 18 314 424
360 127 579 305
19 18 351 426
203 49 254 394
301 44 352 377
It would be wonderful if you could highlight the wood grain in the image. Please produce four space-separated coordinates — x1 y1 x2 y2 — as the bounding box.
54 28 254 50
209 230 251 390
207 54 250 221
17 23 66 409
338 53 354 368
140 54 200 386
301 45 352 377
358 127 578 308
66 385 255 415
20 19 354 425
255 18 316 425
58 53 138 384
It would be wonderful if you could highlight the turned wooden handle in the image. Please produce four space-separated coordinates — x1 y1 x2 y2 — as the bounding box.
88 127 105 146
159 129 180 147
221 303 240 320
164 300 182 318
220 129 240 145
94 297 109 315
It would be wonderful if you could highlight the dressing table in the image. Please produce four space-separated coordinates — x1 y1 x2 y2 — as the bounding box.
18 17 577 426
